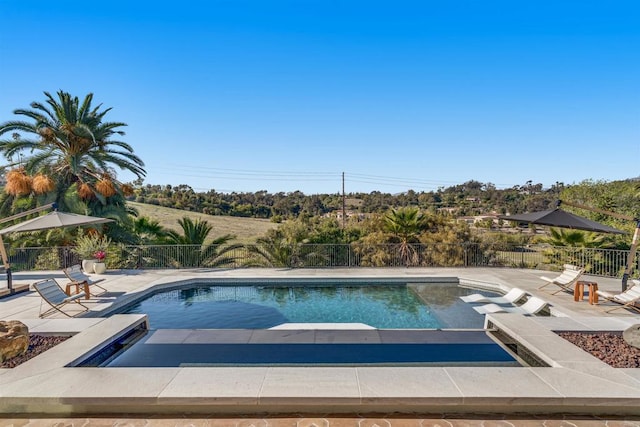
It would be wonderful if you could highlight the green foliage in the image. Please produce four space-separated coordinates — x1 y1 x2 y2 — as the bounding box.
72 234 111 259
246 235 298 267
352 209 487 267
133 216 168 244
0 90 147 244
165 217 241 267
537 228 613 248
538 228 620 275
130 178 561 220
34 248 62 270
560 180 639 244
382 207 428 266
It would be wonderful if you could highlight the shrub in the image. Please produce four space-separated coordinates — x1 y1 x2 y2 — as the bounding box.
72 234 112 259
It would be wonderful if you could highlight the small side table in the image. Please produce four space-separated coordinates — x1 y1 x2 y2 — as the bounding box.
65 281 90 300
576 280 598 304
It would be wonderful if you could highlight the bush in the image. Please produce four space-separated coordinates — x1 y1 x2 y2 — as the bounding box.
72 234 112 259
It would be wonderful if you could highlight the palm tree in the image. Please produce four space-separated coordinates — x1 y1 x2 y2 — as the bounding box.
540 228 610 248
133 216 169 244
165 217 241 267
383 207 428 266
540 228 615 273
246 235 297 267
0 90 145 215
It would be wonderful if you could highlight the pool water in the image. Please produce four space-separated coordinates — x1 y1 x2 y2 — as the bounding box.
118 282 488 329
81 282 514 367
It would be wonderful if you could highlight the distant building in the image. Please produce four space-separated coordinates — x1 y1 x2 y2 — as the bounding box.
324 210 367 221
457 214 501 227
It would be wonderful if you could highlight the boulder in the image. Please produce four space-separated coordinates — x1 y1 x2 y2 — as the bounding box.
623 324 640 349
0 320 29 363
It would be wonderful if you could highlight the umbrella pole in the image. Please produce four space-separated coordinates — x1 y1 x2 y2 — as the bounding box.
622 221 640 291
0 234 12 293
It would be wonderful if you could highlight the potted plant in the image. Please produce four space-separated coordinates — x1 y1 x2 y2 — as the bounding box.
93 250 107 274
72 234 111 273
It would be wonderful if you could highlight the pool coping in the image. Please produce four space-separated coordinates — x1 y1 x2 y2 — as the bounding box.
2 272 640 416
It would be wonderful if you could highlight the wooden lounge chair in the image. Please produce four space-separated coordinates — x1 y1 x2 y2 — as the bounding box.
596 280 640 313
473 296 550 315
539 264 584 294
63 264 107 297
32 278 89 318
460 287 528 304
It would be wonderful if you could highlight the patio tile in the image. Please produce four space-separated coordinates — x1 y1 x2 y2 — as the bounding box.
158 367 268 404
259 367 360 403
357 367 463 401
444 367 563 401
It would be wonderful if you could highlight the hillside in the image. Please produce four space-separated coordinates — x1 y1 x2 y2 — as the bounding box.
127 201 277 243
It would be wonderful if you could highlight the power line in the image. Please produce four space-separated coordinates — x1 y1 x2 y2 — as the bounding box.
150 164 526 193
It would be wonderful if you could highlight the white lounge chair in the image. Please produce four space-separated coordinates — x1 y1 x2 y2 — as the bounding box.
460 287 528 304
473 296 550 315
596 280 640 313
32 278 89 318
539 264 584 294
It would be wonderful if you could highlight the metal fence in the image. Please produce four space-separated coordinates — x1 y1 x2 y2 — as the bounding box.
3 243 638 279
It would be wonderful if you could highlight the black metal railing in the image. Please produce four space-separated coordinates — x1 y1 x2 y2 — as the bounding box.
3 243 638 278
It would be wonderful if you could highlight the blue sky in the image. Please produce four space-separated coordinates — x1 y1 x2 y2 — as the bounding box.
0 1 638 194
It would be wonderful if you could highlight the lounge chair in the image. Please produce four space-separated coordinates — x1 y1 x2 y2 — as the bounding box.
539 264 584 294
32 278 89 318
460 287 528 304
596 280 640 313
63 264 107 297
473 296 550 315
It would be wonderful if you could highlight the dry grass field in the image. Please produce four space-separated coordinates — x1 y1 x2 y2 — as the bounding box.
127 201 278 243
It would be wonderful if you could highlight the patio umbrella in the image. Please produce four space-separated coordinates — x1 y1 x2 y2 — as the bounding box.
498 208 625 234
0 208 114 294
0 211 113 235
499 202 638 291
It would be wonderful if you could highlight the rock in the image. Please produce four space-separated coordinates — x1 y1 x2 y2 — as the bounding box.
622 324 640 349
0 320 29 363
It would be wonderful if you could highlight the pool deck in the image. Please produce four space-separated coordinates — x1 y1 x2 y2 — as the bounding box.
1 267 640 420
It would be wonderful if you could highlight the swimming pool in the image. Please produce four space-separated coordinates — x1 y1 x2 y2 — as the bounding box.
117 282 490 329
81 280 516 367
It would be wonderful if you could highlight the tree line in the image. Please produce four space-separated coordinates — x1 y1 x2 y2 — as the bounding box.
129 180 568 220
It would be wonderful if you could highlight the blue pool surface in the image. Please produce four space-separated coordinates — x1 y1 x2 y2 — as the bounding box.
118 282 490 329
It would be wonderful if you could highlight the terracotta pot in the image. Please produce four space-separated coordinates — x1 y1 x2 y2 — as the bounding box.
93 262 106 274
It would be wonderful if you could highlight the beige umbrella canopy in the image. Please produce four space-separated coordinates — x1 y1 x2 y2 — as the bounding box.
0 205 113 294
0 211 113 235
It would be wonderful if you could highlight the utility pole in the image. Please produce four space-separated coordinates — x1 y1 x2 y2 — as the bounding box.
342 172 346 229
